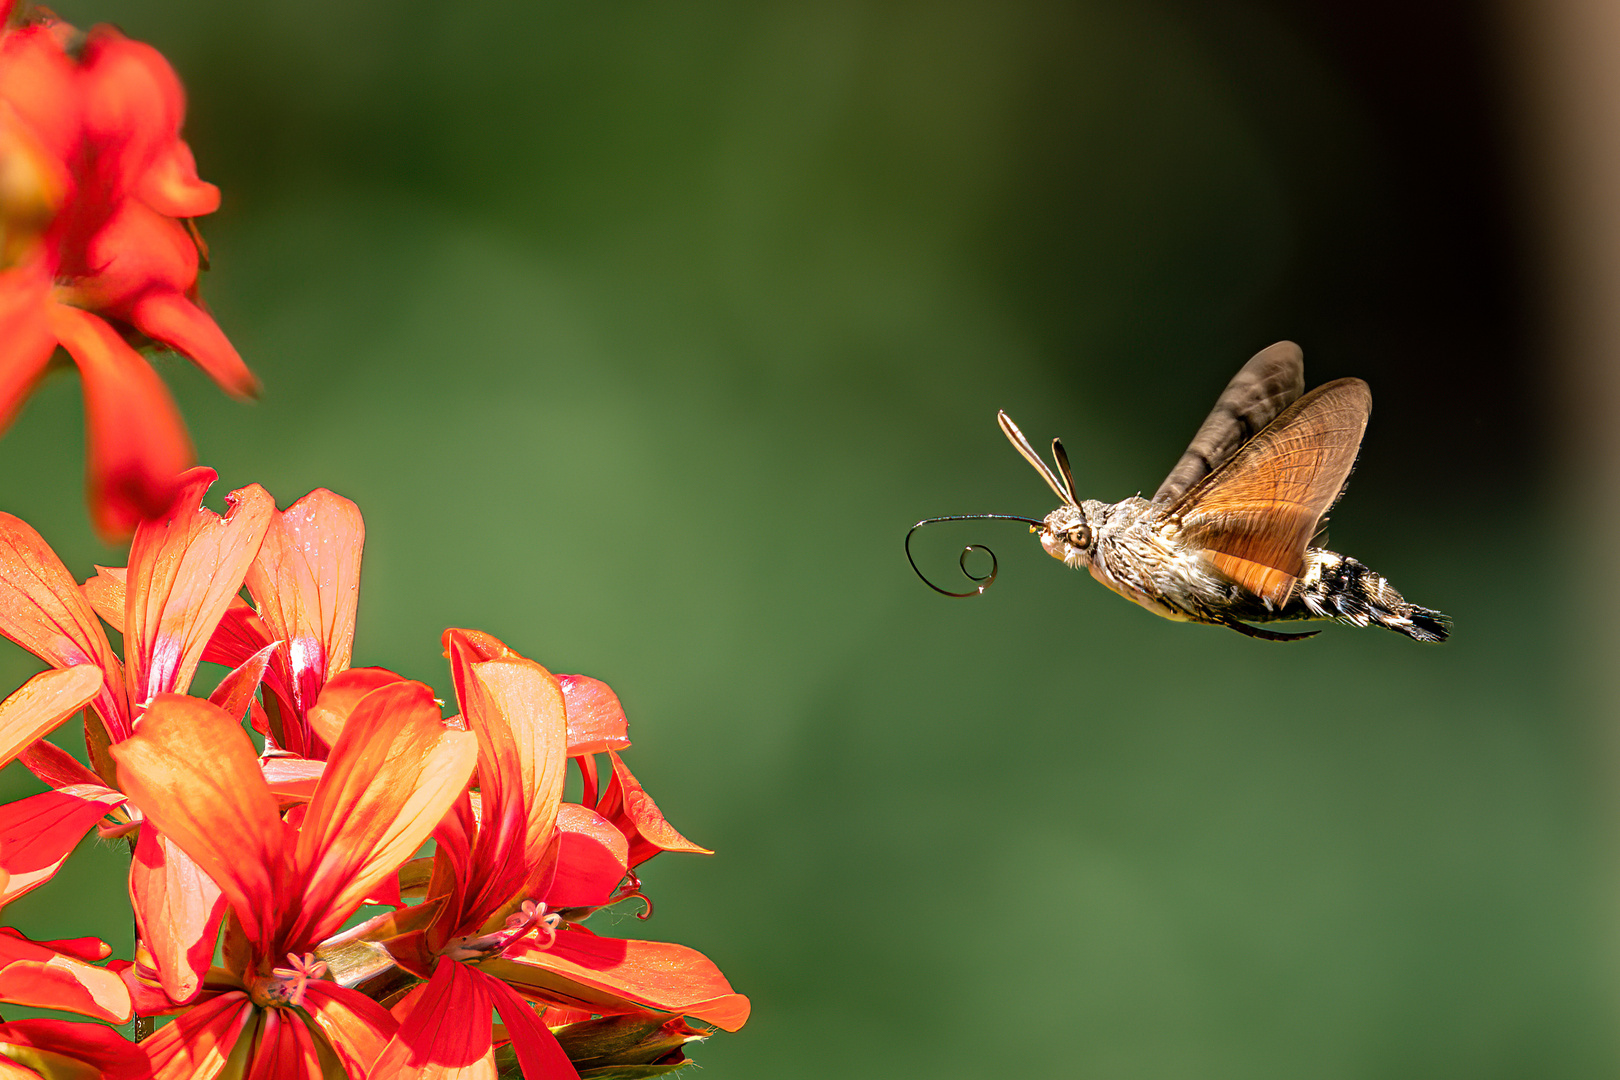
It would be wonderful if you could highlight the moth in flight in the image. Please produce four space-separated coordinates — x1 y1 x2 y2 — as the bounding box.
907 341 1449 641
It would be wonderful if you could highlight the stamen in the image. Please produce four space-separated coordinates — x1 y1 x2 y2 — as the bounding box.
264 952 328 1008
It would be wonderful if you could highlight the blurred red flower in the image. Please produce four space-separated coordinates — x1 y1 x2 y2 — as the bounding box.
0 6 256 538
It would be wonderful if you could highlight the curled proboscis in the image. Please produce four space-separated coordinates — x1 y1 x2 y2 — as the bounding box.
905 514 1044 598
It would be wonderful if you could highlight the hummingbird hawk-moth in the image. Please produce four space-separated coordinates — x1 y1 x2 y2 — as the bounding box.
907 341 1449 642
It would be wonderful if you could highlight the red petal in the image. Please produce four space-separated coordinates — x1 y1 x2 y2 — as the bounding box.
546 804 628 910
301 982 398 1078
78 29 183 201
0 1018 151 1079
372 960 493 1077
140 991 255 1079
289 680 477 949
557 675 631 756
129 290 258 398
0 927 131 1022
484 973 580 1080
48 303 191 540
80 564 127 626
244 1008 322 1080
0 786 124 903
0 270 56 433
0 510 124 732
110 694 286 947
208 641 280 723
133 138 219 218
306 667 406 751
443 631 567 934
602 752 711 864
17 740 101 790
488 928 750 1032
125 470 274 701
260 756 325 803
130 826 224 1005
0 666 101 770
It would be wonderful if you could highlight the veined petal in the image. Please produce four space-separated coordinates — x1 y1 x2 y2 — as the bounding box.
244 1008 321 1080
260 757 325 803
373 960 495 1079
110 695 286 946
0 1018 151 1080
244 489 363 720
16 740 101 790
0 666 101 770
0 511 124 732
80 564 127 627
445 631 567 932
483 972 579 1080
208 641 280 724
0 786 124 904
601 752 712 865
48 302 192 540
557 676 630 756
305 668 405 751
130 826 224 1005
301 982 398 1079
547 804 628 910
290 681 477 949
125 470 274 702
140 990 255 1080
486 928 750 1032
0 927 131 1022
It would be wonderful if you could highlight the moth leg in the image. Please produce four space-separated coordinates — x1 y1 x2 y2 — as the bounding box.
1218 618 1320 642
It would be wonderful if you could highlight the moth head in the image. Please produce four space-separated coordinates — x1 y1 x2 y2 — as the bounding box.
1037 504 1093 567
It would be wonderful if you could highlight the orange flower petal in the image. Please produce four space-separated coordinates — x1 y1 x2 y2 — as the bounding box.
208 641 279 725
557 675 631 756
47 303 192 540
444 631 567 928
0 510 124 732
301 982 399 1078
133 138 219 219
290 680 477 948
80 564 127 626
130 825 224 1006
139 991 255 1080
305 667 406 751
0 927 132 1022
110 694 286 946
0 665 101 770
244 488 364 734
603 751 712 864
0 786 124 904
125 470 274 702
487 928 750 1032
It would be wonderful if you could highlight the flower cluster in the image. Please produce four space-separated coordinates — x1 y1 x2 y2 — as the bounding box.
0 3 255 538
0 474 747 1076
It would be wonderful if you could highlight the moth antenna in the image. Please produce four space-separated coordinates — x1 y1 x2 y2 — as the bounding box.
998 411 1072 505
1051 437 1078 507
906 514 1045 598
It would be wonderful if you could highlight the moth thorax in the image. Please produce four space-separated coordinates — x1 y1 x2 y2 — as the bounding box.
1039 505 1092 567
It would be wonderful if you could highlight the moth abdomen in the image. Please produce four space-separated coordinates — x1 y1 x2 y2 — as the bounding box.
1292 550 1450 643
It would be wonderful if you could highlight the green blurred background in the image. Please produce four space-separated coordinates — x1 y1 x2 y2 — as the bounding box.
3 0 1615 1075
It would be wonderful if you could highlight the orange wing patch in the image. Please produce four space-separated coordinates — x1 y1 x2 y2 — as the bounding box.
1172 378 1372 606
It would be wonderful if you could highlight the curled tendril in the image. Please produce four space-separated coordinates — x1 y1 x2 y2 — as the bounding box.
906 514 1044 598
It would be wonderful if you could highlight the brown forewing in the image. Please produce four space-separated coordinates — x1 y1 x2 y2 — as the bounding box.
1169 377 1371 604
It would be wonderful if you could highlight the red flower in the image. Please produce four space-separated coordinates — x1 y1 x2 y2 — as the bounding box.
0 469 273 1001
0 1018 149 1078
110 680 478 1077
358 630 747 1078
0 9 256 538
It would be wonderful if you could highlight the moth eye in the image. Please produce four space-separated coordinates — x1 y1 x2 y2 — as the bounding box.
1068 525 1091 547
